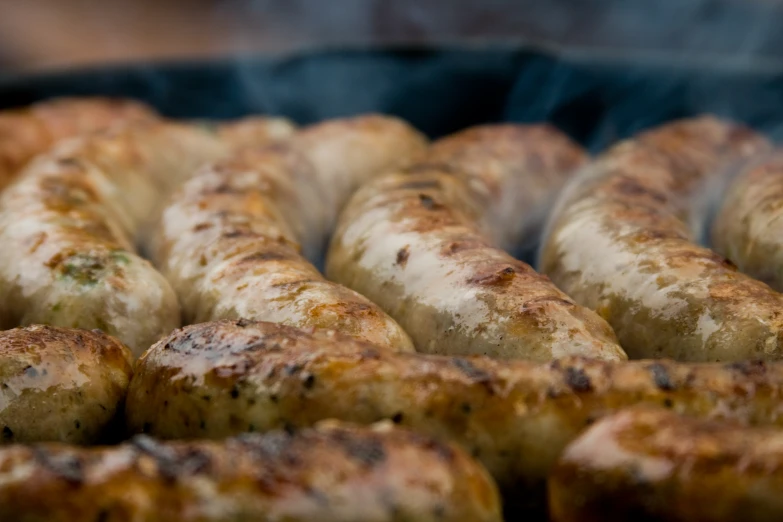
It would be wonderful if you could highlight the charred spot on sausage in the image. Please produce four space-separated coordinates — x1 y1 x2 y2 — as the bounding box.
726 360 767 377
335 434 387 467
418 194 442 210
452 358 492 384
395 246 410 267
565 367 593 393
648 362 676 391
34 449 84 485
468 265 516 286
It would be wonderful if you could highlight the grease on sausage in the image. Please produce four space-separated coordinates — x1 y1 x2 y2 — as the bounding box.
327 124 625 361
549 407 783 522
0 421 501 522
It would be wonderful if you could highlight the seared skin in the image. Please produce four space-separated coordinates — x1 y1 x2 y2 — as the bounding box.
153 115 425 350
0 421 502 522
0 97 156 190
0 118 294 356
327 125 625 361
549 408 783 522
421 125 589 251
540 116 777 361
712 151 783 291
0 325 132 444
127 320 783 509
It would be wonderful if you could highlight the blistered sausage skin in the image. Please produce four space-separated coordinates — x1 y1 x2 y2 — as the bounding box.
549 408 783 522
153 115 425 350
0 97 156 189
0 325 132 444
712 151 783 291
540 116 776 361
326 125 625 361
0 421 501 522
127 320 783 508
0 118 295 356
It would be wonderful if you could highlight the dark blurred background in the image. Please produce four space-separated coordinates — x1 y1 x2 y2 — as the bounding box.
3 0 783 73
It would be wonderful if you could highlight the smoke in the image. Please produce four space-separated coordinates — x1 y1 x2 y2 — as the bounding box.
5 0 783 144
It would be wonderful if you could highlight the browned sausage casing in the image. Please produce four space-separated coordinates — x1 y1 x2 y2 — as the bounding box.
326 125 626 361
127 320 783 508
0 97 156 189
540 116 776 361
0 421 502 522
0 325 132 444
712 150 783 291
549 407 783 522
0 117 295 356
153 115 425 350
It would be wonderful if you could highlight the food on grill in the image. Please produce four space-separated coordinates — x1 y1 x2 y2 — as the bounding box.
6 91 783 519
0 325 132 444
0 117 294 356
0 421 501 522
540 116 777 361
129 319 783 511
0 97 156 189
713 151 783 292
327 124 626 361
152 115 425 349
549 407 783 522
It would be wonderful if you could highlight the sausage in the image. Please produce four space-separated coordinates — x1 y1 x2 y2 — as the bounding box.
0 421 502 522
0 117 295 356
326 124 626 361
152 115 426 350
127 320 783 511
420 124 589 252
0 324 132 444
549 407 783 522
540 116 776 361
0 97 156 189
712 150 783 291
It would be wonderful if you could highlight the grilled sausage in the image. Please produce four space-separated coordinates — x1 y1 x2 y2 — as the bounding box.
0 117 295 356
0 325 132 444
0 97 157 190
326 124 625 361
128 320 783 511
153 115 425 350
540 116 776 361
712 150 783 291
549 407 783 522
0 421 502 522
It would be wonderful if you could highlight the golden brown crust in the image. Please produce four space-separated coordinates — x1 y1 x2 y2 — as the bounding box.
327 124 625 361
712 151 783 291
0 422 501 522
540 116 777 361
0 325 132 444
153 115 425 350
422 124 589 250
128 320 783 508
549 408 783 522
0 116 295 356
0 97 156 190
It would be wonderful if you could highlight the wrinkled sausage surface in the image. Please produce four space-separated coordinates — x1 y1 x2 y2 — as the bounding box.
0 325 132 444
327 125 625 361
128 320 783 510
153 115 425 350
549 407 783 522
0 421 501 522
540 116 776 361
712 150 783 291
0 97 156 189
0 117 294 356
